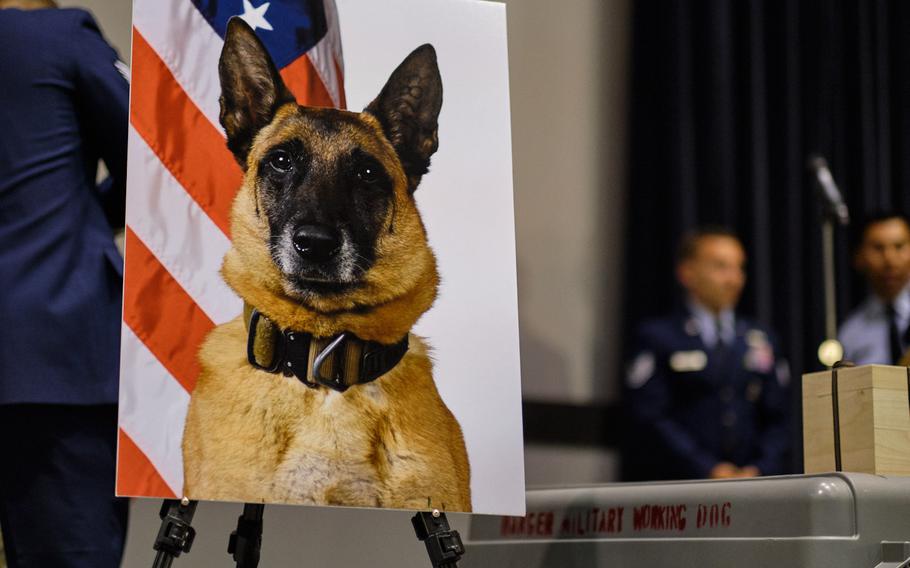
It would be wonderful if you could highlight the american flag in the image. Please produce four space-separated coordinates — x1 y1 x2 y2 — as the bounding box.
116 0 345 498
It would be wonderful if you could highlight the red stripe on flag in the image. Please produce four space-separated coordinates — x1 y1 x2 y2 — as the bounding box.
130 28 241 237
282 55 336 109
117 429 177 498
123 228 215 394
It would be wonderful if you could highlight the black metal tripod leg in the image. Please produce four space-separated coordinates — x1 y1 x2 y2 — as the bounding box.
228 503 265 568
152 499 198 568
412 510 465 568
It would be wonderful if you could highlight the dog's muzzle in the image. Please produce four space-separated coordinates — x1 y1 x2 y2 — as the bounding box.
292 224 341 264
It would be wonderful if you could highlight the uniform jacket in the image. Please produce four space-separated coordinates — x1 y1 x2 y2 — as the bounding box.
0 8 128 404
623 310 790 481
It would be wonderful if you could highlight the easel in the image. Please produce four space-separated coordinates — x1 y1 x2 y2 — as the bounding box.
151 499 196 568
151 499 465 567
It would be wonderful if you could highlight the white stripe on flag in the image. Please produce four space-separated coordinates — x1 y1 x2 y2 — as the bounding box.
125 126 241 325
308 0 345 107
132 0 224 133
118 325 190 496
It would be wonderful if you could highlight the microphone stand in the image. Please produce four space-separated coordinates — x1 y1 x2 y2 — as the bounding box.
810 156 848 367
822 217 837 343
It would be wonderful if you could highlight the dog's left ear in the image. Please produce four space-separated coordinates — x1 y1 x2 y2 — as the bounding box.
219 17 296 168
365 44 442 192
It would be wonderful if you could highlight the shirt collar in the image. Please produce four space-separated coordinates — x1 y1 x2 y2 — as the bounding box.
687 298 736 347
869 283 910 318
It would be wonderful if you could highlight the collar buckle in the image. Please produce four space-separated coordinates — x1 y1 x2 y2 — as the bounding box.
312 333 350 392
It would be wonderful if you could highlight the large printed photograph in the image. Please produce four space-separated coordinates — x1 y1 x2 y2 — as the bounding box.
117 0 523 515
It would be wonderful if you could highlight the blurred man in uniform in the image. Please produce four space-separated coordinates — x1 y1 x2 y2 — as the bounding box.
839 212 910 365
0 0 129 565
623 228 790 481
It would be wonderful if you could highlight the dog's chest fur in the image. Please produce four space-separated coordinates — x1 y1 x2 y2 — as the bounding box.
265 384 401 506
183 318 430 507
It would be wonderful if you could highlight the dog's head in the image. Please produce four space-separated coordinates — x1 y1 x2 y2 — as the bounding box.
218 18 442 338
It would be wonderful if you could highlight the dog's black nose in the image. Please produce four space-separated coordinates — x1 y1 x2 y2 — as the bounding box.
292 225 341 263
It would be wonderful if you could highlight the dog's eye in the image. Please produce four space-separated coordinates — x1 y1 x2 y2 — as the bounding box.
268 150 294 173
356 165 379 184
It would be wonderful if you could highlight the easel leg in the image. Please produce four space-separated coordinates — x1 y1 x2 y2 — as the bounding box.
152 498 197 568
228 503 265 568
412 510 465 568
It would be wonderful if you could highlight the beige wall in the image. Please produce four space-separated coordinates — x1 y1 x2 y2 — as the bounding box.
57 0 132 59
503 0 629 404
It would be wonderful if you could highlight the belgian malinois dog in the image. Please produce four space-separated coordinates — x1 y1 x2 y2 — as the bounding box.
182 18 471 511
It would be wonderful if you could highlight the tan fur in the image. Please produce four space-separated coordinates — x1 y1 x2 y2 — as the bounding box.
182 103 472 511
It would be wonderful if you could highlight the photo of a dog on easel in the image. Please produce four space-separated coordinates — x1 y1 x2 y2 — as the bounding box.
180 18 472 511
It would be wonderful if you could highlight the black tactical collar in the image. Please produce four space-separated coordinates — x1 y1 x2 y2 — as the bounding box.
245 307 409 393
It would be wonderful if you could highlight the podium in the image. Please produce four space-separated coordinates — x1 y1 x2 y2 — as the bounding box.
803 364 910 475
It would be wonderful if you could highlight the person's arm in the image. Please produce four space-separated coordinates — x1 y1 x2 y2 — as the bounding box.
625 326 721 479
70 10 129 229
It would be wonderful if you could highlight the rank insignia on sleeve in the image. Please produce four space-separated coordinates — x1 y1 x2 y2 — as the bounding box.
627 351 656 389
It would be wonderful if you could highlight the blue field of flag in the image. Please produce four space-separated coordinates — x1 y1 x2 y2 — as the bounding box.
191 0 329 68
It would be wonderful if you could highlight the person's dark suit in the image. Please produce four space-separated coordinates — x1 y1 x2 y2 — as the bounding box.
622 311 790 481
0 7 128 566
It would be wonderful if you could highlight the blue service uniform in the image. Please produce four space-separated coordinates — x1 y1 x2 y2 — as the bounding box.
838 286 910 365
623 310 790 481
0 8 128 567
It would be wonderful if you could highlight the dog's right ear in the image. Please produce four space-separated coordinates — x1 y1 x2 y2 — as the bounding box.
219 17 296 168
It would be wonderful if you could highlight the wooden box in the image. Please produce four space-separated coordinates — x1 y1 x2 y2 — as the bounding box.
803 364 910 475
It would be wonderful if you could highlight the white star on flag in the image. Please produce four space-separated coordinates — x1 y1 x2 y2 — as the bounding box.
239 0 273 31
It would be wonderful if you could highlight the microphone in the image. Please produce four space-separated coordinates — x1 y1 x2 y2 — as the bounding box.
808 155 849 226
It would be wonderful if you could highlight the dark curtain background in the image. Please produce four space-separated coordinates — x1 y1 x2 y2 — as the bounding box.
624 0 910 469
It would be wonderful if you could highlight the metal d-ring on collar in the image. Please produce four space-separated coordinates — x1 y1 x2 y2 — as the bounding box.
312 333 348 385
245 308 409 393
